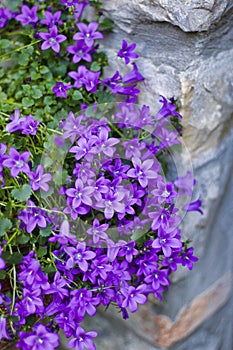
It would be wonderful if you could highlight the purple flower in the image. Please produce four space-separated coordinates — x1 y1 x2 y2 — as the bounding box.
40 10 63 27
20 324 59 350
175 171 196 197
73 22 103 47
87 219 109 244
69 136 97 161
6 109 21 133
118 40 139 64
65 178 94 209
0 246 5 270
0 144 7 187
62 112 85 143
144 268 170 291
73 162 95 183
0 8 13 29
20 115 39 135
151 181 178 204
28 164 52 192
3 148 31 177
21 288 44 316
180 247 199 270
158 127 181 149
152 227 182 257
73 1 89 20
122 63 144 84
18 252 50 291
127 157 158 188
0 316 10 341
69 66 100 92
68 65 87 89
184 198 203 215
156 96 182 121
52 82 72 98
66 39 92 63
67 326 97 350
118 241 138 263
45 271 69 299
123 138 144 159
95 192 125 220
65 241 96 271
92 127 119 157
83 69 100 92
39 25 66 53
60 0 79 6
121 284 147 312
69 288 99 318
15 5 38 27
18 201 48 233
6 110 39 135
49 220 77 246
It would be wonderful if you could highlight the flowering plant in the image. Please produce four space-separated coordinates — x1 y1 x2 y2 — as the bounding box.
0 1 202 349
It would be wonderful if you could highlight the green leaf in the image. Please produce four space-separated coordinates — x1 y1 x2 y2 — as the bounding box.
99 17 115 31
72 90 83 101
44 96 55 105
0 67 5 78
17 233 30 245
22 97 34 108
7 0 21 12
31 71 41 80
0 39 11 49
95 90 114 104
0 218 12 236
32 87 43 99
18 52 30 66
40 225 53 237
90 62 101 72
0 270 6 280
40 66 49 74
37 246 47 258
7 252 23 265
11 184 32 202
43 264 56 274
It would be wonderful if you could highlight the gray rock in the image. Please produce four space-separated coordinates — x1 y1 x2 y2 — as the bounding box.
102 0 233 32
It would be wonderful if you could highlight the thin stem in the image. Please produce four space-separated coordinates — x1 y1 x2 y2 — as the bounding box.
0 40 41 60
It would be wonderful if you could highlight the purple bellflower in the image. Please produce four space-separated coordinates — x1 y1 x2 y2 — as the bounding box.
3 148 31 178
15 5 38 27
0 316 10 341
19 324 59 350
127 157 158 188
184 198 203 215
67 326 97 350
66 40 92 63
28 164 52 192
52 82 72 98
39 25 66 53
73 22 103 47
0 246 6 270
118 40 139 64
40 10 63 27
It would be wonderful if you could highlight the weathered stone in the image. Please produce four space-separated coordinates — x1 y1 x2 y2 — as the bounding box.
102 0 233 32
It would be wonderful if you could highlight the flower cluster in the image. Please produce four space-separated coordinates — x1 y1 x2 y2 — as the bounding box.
0 1 201 350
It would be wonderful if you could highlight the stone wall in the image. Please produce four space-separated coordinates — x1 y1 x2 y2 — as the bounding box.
82 1 233 349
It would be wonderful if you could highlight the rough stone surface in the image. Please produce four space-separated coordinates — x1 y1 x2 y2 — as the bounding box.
101 0 233 32
60 1 233 349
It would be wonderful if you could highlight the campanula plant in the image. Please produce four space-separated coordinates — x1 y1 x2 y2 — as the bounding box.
0 1 201 349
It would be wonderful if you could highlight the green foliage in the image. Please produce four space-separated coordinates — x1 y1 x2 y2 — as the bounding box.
0 218 12 236
11 184 32 202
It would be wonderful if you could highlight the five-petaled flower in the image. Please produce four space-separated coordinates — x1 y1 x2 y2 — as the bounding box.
73 22 103 47
39 25 66 53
